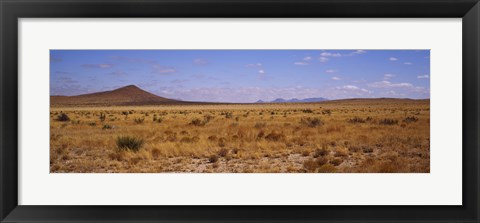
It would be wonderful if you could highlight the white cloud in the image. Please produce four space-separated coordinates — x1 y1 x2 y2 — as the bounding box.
319 57 329 62
258 69 265 74
294 62 309 66
351 50 366 55
417 75 429 79
325 69 337 73
317 50 365 63
404 62 413 65
336 85 371 93
369 80 413 88
294 56 314 65
389 57 398 61
321 52 342 57
331 76 341 81
384 73 395 79
318 52 340 63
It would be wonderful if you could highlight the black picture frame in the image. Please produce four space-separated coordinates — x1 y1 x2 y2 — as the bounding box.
1 0 479 222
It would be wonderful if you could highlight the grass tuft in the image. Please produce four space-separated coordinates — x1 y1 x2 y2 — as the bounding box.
116 136 144 152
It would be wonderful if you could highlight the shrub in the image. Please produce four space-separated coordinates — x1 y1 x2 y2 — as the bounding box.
317 164 336 173
133 117 145 124
322 109 332 115
56 113 70 122
334 149 348 157
303 157 328 172
218 148 229 157
204 114 214 122
190 116 211 126
362 146 374 153
190 118 204 126
316 157 328 166
303 159 318 172
88 122 96 126
302 109 313 113
348 117 365 124
301 150 310 156
330 158 343 166
223 112 233 119
300 117 323 127
313 148 329 157
379 118 398 125
208 154 219 163
99 113 106 122
156 117 163 123
102 124 113 130
265 131 286 142
116 136 144 152
348 145 361 152
403 116 419 123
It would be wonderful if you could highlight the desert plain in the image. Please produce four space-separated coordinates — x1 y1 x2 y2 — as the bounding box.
50 86 429 173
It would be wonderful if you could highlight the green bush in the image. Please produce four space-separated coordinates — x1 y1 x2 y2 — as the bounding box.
116 136 144 152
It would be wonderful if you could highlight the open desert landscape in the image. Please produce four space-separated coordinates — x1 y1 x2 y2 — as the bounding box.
50 49 430 173
50 85 429 173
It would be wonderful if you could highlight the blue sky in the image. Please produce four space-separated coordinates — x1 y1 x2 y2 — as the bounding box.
50 50 430 103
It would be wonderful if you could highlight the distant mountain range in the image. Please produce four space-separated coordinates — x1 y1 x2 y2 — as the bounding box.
256 97 329 103
51 85 424 107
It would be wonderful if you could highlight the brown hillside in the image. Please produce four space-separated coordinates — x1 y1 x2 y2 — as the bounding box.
51 85 183 106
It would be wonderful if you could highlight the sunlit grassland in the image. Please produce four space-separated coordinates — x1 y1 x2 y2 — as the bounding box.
50 99 430 173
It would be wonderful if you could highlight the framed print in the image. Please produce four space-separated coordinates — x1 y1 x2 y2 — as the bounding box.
1 0 479 222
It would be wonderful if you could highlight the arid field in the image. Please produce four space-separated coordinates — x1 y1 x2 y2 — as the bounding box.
50 99 430 173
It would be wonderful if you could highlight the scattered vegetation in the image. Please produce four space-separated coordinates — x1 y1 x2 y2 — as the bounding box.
50 100 430 173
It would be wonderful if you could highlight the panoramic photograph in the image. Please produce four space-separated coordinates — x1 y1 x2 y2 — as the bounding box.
50 50 430 173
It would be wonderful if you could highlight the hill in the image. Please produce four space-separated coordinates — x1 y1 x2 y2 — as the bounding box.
51 85 183 106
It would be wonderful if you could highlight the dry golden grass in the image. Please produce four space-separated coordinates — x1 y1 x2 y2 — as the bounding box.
50 99 430 173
